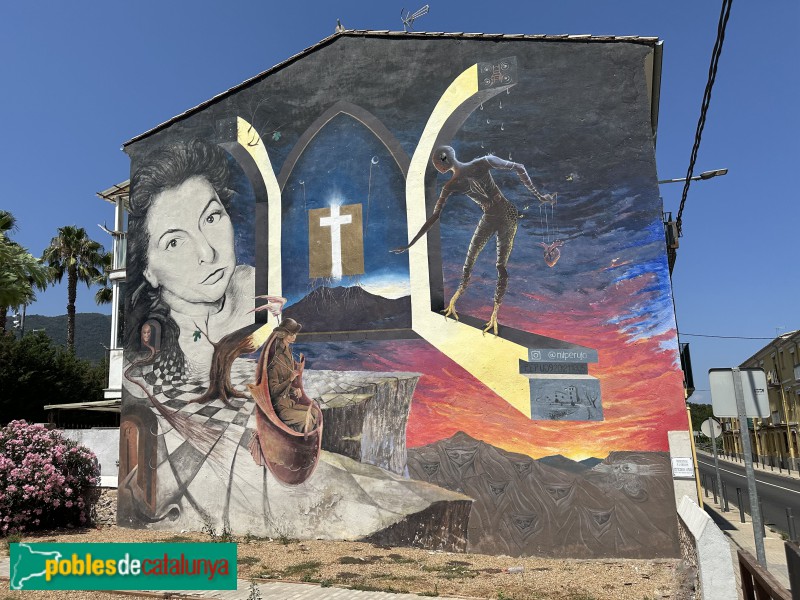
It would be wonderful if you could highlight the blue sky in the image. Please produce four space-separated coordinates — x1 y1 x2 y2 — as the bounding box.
2 1 797 404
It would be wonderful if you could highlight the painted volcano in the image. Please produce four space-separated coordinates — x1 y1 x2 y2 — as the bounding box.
284 286 411 332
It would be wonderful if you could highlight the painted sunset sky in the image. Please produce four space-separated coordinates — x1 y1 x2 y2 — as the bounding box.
297 236 688 461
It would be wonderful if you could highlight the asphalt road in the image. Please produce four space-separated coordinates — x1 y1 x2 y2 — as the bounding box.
697 452 800 536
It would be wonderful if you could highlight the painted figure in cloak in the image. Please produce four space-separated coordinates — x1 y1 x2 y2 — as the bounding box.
264 318 317 432
393 145 555 334
248 317 323 485
126 139 255 380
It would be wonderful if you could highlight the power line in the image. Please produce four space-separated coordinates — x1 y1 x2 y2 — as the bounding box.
680 333 774 340
676 0 733 236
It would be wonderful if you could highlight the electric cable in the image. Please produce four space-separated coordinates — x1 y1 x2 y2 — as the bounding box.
675 0 733 236
679 333 777 341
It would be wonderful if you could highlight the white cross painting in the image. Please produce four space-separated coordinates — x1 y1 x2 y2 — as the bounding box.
308 203 364 279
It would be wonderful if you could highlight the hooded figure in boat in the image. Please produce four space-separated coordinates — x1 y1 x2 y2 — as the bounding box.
248 318 323 485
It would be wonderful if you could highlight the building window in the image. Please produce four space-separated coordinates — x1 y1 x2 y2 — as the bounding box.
114 236 127 271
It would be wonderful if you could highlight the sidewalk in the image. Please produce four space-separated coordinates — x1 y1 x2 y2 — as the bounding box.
702 492 792 593
0 557 466 599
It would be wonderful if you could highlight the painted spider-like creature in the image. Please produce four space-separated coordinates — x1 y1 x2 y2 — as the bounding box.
393 146 554 335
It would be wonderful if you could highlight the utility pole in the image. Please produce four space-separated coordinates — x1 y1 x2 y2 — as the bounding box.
732 367 767 566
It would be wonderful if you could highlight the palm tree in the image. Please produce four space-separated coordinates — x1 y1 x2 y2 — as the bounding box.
93 252 113 306
41 226 107 351
0 210 50 331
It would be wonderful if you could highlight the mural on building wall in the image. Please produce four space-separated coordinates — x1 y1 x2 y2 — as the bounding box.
119 35 686 558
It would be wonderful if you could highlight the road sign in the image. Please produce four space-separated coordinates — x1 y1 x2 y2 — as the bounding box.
709 368 769 418
709 367 768 566
701 418 722 439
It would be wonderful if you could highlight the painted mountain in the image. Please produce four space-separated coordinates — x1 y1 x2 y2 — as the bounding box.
284 286 411 333
407 431 679 558
538 454 592 474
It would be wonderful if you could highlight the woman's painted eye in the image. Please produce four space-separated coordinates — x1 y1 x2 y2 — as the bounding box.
205 210 222 224
165 238 181 250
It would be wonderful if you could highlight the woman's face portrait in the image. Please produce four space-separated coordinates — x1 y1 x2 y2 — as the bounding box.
144 176 236 305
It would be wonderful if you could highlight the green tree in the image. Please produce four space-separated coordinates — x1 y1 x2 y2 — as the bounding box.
0 331 113 426
688 402 714 433
0 211 50 331
93 251 113 306
41 226 107 351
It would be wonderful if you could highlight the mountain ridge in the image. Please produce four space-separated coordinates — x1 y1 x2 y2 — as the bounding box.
14 313 111 363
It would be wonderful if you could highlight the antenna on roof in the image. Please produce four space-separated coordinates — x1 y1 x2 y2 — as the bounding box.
401 5 429 31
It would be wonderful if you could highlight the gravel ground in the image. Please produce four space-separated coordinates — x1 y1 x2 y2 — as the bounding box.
2 527 692 600
0 490 694 599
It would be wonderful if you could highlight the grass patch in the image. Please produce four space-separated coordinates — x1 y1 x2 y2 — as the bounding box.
446 560 472 567
281 560 322 577
201 522 236 543
238 556 260 566
369 572 419 582
242 532 266 544
437 570 477 580
338 554 382 564
255 571 279 579
3 533 23 550
387 553 415 563
276 533 298 545
351 582 410 594
421 561 476 580
335 571 362 580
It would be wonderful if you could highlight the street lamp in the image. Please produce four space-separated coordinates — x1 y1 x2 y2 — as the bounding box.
658 168 728 185
660 167 728 273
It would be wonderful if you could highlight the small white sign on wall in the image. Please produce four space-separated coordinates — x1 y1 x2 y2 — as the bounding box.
671 457 695 479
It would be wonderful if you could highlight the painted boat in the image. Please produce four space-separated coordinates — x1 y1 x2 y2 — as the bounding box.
247 335 323 485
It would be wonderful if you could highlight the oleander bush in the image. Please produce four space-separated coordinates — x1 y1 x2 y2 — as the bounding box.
0 420 100 534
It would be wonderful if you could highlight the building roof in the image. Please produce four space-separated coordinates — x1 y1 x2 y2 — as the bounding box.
124 29 663 148
97 180 130 208
740 329 800 367
43 399 121 413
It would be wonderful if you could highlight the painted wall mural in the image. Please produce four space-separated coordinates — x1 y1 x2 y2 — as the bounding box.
119 34 687 558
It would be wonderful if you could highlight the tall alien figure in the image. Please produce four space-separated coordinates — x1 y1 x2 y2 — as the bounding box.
393 145 554 335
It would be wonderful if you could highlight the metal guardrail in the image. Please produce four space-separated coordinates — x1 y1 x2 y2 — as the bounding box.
787 542 800 600
738 548 791 600
710 449 798 474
